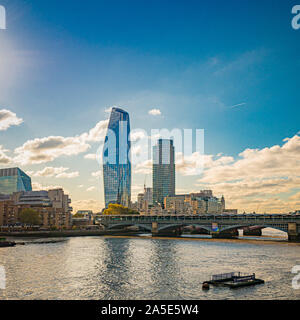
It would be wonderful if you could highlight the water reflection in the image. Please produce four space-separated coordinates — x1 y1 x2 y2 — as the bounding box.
149 240 182 299
0 236 299 300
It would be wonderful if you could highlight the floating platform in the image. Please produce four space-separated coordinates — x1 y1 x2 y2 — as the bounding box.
203 272 264 289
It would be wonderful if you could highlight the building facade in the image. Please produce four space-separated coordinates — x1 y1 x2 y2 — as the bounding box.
0 189 72 229
153 139 175 207
0 167 32 194
137 193 145 211
137 187 153 214
164 190 225 215
164 195 193 215
144 187 153 205
103 107 131 208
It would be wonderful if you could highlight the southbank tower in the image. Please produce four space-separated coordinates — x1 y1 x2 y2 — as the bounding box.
102 107 131 208
152 139 175 207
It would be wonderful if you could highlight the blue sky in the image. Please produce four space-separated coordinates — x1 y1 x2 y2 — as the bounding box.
0 0 300 212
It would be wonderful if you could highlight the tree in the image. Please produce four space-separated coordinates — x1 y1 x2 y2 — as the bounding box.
73 213 84 218
19 208 41 226
103 204 139 215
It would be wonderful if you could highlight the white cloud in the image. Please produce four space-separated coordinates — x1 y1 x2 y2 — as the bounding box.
13 119 108 165
72 199 102 212
0 146 12 164
14 136 90 165
196 133 300 213
91 170 102 177
176 152 204 176
56 171 79 179
9 114 110 166
129 129 147 142
33 167 67 177
87 186 96 192
80 119 108 142
0 109 23 131
32 182 69 194
84 153 97 160
33 167 79 179
148 108 162 116
135 159 152 174
201 134 300 184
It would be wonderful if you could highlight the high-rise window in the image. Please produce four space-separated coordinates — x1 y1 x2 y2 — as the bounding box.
102 107 131 208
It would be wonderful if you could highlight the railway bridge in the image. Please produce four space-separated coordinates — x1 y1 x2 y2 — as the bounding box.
99 214 300 242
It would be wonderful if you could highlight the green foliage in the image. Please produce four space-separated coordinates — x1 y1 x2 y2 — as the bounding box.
73 213 84 218
19 208 41 226
103 204 139 215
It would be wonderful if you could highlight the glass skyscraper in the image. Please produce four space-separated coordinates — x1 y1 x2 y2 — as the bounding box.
152 139 175 207
0 167 32 194
102 107 131 208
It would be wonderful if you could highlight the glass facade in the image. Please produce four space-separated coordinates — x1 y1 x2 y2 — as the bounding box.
102 107 131 208
0 167 32 194
153 139 175 207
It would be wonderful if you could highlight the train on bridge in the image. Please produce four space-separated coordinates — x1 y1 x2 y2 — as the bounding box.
99 213 300 241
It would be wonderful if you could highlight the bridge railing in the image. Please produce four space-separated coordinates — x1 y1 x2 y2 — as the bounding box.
100 214 300 224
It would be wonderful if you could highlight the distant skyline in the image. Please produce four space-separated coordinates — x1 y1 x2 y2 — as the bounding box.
0 0 299 213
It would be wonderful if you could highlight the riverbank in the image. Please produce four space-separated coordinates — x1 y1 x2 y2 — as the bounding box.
101 234 300 246
0 229 142 238
1 230 299 246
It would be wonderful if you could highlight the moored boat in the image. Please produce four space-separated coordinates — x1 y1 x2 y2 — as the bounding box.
203 272 264 289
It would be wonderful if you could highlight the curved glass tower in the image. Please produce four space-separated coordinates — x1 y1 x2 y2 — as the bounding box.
102 107 131 208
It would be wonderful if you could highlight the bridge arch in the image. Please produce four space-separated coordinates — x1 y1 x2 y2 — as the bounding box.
158 223 212 233
187 224 212 233
106 223 152 232
219 224 288 234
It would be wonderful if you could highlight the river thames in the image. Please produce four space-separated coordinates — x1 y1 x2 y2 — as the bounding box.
0 230 300 300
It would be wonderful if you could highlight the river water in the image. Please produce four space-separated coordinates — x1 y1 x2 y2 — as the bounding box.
0 229 299 300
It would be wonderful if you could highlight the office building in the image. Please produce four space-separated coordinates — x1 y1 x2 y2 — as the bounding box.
153 139 175 207
164 190 227 215
0 167 32 194
0 188 72 229
103 107 131 208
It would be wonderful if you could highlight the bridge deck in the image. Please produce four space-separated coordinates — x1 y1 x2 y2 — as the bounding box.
100 214 300 223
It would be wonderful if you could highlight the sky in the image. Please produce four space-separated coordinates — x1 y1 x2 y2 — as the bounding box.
0 0 300 213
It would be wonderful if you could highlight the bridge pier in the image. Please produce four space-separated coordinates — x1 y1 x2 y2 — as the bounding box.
151 222 183 237
243 227 262 236
211 229 239 239
288 223 300 242
288 234 300 242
